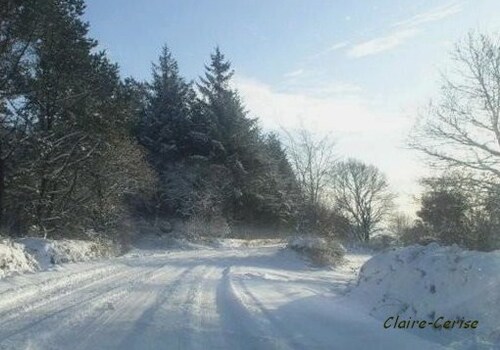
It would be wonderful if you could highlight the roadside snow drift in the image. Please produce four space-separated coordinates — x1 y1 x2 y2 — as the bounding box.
349 243 500 347
0 240 38 279
0 237 116 278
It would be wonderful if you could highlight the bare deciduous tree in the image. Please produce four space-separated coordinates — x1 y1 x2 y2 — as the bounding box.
330 159 394 241
410 32 500 179
283 128 337 233
283 128 336 208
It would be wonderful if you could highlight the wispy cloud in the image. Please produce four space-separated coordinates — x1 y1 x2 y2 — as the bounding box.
393 2 462 28
308 41 349 60
328 41 349 51
280 80 362 99
347 28 419 58
347 1 463 58
283 69 304 78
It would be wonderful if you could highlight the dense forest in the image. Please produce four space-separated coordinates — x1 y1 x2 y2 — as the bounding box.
1 0 499 252
0 0 302 241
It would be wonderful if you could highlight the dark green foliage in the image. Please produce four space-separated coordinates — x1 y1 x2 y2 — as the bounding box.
135 46 299 232
1 0 154 238
417 179 470 245
138 46 195 167
408 174 500 251
0 0 299 239
194 48 298 228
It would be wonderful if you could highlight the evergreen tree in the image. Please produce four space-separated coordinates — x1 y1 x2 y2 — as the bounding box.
195 48 298 228
197 47 258 159
0 0 44 227
139 46 194 169
6 0 153 236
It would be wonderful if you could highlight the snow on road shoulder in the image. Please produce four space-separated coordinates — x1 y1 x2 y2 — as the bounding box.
0 239 38 279
221 247 445 349
348 243 500 348
0 237 118 279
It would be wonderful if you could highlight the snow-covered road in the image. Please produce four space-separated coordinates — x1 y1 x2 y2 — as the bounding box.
0 243 444 349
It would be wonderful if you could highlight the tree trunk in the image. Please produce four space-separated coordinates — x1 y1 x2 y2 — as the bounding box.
0 157 4 228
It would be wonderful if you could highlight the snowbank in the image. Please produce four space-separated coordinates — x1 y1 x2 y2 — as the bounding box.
19 238 117 269
349 243 500 347
212 238 284 248
0 237 118 279
0 239 38 278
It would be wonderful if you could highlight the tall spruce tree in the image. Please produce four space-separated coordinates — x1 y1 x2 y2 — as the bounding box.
195 48 298 228
197 47 258 159
139 46 194 169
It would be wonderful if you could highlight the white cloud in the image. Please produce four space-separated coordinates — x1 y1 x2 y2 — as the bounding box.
283 69 304 78
234 76 402 133
327 41 349 51
233 75 425 212
347 1 462 58
281 81 362 99
393 2 462 28
347 28 419 58
308 41 349 60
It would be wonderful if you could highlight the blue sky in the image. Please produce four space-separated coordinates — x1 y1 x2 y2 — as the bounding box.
84 0 500 213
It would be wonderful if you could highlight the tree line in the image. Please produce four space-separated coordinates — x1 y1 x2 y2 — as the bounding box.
0 0 397 243
0 0 302 240
1 0 499 251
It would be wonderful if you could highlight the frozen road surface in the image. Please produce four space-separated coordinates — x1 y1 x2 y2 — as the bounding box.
0 242 443 349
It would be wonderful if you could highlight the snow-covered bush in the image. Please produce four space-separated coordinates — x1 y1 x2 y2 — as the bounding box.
288 235 345 266
0 236 119 279
0 239 38 278
18 238 118 269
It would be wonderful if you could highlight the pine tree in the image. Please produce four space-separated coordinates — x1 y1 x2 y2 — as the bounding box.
139 46 194 169
7 0 153 236
197 47 258 158
196 48 257 219
0 0 45 228
195 48 299 228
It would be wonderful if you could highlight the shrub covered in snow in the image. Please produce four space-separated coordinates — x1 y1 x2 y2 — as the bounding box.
0 237 119 279
0 239 38 278
349 243 500 346
288 235 345 266
18 238 118 269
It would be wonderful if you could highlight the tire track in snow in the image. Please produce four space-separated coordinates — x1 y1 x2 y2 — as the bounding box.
236 278 309 350
0 259 178 348
215 266 293 350
0 263 126 312
113 265 214 350
0 266 131 327
76 264 200 350
182 266 226 350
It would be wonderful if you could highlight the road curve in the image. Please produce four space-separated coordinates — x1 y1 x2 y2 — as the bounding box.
0 245 443 350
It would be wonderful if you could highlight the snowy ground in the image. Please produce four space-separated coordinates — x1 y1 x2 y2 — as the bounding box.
0 240 453 350
0 237 117 279
349 243 500 349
